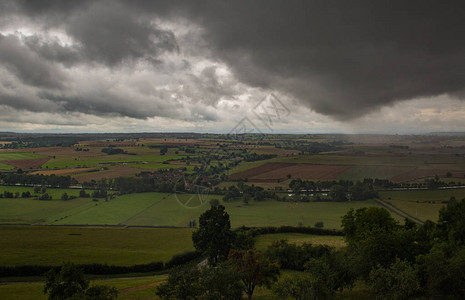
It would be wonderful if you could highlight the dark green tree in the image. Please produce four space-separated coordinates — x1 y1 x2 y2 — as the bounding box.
368 259 420 300
329 185 347 202
43 263 89 300
228 249 280 300
437 198 465 245
44 263 117 300
82 285 118 300
192 205 235 266
341 207 417 278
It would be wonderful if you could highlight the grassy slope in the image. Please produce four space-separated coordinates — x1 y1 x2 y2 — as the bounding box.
0 226 194 266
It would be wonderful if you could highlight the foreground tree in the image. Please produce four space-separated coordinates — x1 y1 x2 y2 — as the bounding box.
44 262 117 300
368 259 420 300
418 245 465 299
341 207 417 277
44 263 89 300
437 198 465 245
156 263 242 300
192 205 235 265
273 273 316 300
228 249 280 300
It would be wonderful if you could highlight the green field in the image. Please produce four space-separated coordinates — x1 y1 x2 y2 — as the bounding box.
0 152 44 160
338 165 413 180
0 163 14 170
0 226 194 267
378 188 465 222
52 193 171 226
0 189 385 228
254 233 346 251
0 186 86 199
386 199 444 222
272 154 465 170
42 152 184 169
380 188 465 203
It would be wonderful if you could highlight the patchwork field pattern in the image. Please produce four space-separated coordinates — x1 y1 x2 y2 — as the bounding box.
0 151 49 169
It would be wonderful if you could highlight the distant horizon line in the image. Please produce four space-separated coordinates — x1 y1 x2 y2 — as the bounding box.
1 131 465 136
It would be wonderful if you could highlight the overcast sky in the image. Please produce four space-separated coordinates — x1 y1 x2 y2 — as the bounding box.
0 0 464 134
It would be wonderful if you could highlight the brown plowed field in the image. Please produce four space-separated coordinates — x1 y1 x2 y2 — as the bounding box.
229 162 351 181
229 163 295 180
0 157 50 169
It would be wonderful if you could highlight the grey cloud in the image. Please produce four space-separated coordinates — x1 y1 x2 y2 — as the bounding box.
185 66 239 106
0 34 65 88
0 93 55 113
38 92 165 119
65 1 179 67
38 88 218 122
23 35 81 67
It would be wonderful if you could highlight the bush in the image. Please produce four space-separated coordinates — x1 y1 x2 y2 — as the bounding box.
165 251 202 269
156 263 242 300
369 259 420 300
264 240 331 270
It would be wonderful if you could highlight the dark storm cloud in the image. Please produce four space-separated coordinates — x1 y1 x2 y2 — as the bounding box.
65 1 179 66
3 0 465 122
5 0 178 67
171 0 465 119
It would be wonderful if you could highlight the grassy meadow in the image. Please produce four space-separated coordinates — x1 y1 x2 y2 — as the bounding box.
378 188 465 222
0 188 385 228
0 152 45 160
0 163 14 170
0 226 194 267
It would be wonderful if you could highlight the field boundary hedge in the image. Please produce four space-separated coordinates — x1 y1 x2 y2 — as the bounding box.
0 251 202 277
237 225 343 237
